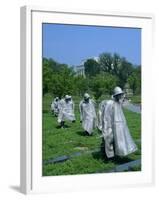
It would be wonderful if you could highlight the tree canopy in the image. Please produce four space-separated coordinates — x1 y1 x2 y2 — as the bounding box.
84 59 100 77
43 52 141 99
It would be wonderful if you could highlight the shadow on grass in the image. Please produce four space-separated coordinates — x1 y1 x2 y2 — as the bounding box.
55 124 71 129
43 109 49 113
92 150 134 165
92 138 134 165
76 130 86 136
76 130 98 137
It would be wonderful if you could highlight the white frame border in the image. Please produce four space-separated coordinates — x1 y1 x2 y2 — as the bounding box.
20 6 155 194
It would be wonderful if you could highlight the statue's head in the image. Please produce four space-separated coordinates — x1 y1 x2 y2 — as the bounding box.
113 86 124 102
65 95 71 102
84 93 90 102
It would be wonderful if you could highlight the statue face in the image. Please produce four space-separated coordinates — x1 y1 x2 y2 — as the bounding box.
84 97 89 102
65 98 71 102
114 94 123 102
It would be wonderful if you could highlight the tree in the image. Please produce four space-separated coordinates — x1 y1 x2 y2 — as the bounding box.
127 66 141 94
84 59 100 77
51 67 75 97
74 76 89 96
43 57 75 97
118 58 134 88
111 53 122 75
90 72 118 100
43 58 54 95
99 53 134 88
43 55 140 99
99 53 113 73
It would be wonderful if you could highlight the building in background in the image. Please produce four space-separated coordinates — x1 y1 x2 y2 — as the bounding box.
74 61 85 76
73 57 99 77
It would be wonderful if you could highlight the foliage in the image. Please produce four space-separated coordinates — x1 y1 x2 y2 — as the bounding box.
51 67 75 97
73 75 90 96
43 52 141 99
127 66 141 94
99 52 113 73
84 59 100 77
90 72 118 100
98 53 134 88
43 58 75 97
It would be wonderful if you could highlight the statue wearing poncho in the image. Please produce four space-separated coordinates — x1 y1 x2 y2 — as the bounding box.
51 97 60 116
101 87 137 158
58 95 76 126
98 100 107 131
79 93 97 135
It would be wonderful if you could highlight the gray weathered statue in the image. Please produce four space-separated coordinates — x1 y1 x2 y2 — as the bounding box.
101 86 137 158
57 95 76 128
79 93 97 135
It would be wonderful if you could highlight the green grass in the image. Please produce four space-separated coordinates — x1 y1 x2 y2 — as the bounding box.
42 94 141 176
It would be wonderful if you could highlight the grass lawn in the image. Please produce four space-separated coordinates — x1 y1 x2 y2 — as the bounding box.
42 94 141 176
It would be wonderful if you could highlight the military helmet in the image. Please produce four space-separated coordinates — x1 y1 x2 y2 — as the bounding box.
113 86 124 97
84 93 90 99
65 95 71 100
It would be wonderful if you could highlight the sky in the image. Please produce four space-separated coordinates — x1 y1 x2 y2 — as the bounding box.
42 23 141 66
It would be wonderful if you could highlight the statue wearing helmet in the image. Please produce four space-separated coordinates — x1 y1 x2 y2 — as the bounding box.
57 95 76 128
101 86 137 158
79 93 97 135
51 97 60 116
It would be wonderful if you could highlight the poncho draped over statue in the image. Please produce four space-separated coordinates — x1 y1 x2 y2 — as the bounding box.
79 99 97 135
58 99 75 123
51 99 60 115
101 100 137 158
98 100 107 131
